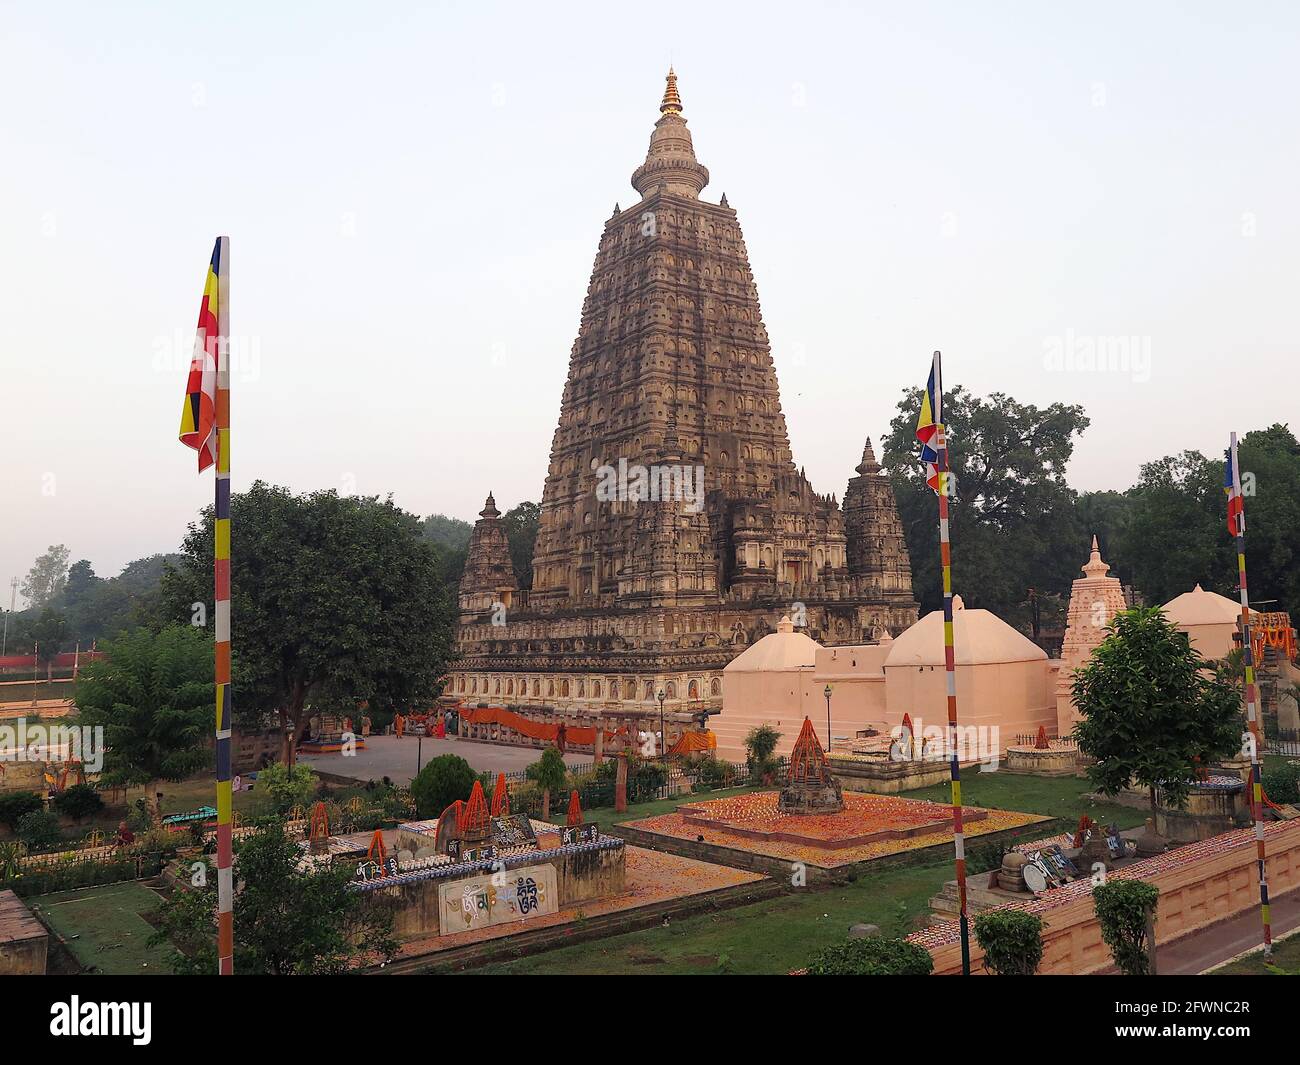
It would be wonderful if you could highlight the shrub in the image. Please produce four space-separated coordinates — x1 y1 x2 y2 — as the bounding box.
256 761 316 813
52 784 105 821
973 910 1044 975
0 791 43 830
1094 879 1160 975
805 936 933 976
410 754 478 818
686 756 737 791
744 724 781 782
1262 761 1300 806
16 810 63 851
592 755 667 802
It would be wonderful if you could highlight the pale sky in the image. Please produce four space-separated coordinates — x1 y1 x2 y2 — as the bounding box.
3 1 1298 599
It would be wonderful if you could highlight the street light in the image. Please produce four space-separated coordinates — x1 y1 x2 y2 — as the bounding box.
824 684 833 754
656 688 667 761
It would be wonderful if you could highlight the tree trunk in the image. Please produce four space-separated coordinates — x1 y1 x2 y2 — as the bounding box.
1148 784 1158 824
541 788 551 821
147 778 163 827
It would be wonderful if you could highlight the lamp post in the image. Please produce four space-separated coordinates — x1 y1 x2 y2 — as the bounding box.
824 685 833 754
656 687 666 761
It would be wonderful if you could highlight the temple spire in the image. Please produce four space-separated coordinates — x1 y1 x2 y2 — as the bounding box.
660 66 683 114
631 68 709 199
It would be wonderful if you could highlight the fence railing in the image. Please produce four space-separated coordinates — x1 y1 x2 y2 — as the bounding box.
1270 729 1300 756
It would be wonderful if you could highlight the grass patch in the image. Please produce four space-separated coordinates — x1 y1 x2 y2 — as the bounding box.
475 859 950 975
1214 930 1300 975
900 770 1149 829
30 882 175 975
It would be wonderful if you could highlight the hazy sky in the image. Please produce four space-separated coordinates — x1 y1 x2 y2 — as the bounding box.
3 1 1298 600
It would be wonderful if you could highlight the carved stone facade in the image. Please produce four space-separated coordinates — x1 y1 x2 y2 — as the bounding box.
448 71 916 722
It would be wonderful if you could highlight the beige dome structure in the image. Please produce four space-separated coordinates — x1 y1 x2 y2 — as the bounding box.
715 601 1056 761
1163 584 1241 660
715 617 823 759
881 597 1054 740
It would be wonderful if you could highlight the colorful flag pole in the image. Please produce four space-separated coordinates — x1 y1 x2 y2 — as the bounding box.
1227 432 1271 954
179 236 234 974
916 350 970 975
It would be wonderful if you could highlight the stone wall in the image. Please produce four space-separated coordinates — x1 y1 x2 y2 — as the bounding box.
914 819 1300 975
360 842 626 940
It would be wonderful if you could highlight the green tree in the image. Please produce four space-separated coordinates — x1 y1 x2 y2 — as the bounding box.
256 762 315 813
151 821 397 974
1093 880 1159 976
74 626 213 821
161 482 456 763
526 747 568 820
502 501 540 589
16 809 62 850
882 385 1090 625
973 909 1044 975
29 607 69 663
410 754 478 818
21 544 70 608
62 560 100 607
1073 607 1242 819
744 724 781 783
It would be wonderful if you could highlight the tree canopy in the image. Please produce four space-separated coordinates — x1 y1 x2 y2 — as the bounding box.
21 544 70 608
74 625 213 793
1073 606 1242 814
161 482 456 762
882 385 1090 626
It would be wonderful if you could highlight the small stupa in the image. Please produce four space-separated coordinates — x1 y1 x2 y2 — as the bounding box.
778 717 845 814
1056 536 1129 735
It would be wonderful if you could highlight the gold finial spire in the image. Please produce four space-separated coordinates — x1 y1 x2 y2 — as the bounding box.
660 66 683 115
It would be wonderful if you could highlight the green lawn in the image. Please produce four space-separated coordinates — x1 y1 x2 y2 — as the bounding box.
902 769 1150 830
1214 930 1300 975
30 882 175 975
475 859 951 975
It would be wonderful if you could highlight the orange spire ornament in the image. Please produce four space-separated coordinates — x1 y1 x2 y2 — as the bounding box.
660 66 683 114
458 780 490 840
565 790 583 827
1034 725 1050 750
490 772 509 816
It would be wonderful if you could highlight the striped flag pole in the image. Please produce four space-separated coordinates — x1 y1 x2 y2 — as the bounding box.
1229 432 1271 954
214 237 234 975
932 354 970 976
178 236 233 972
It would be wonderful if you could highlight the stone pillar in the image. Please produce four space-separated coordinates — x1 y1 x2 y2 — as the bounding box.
615 752 628 813
593 723 604 765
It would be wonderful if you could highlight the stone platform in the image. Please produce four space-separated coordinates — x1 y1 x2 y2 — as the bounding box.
676 792 987 850
620 790 1048 879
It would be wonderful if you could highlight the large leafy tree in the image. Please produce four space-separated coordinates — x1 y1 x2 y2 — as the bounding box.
162 482 456 763
502 500 539 589
882 385 1090 625
1116 425 1300 617
21 544 70 608
1073 607 1242 818
74 625 213 817
151 821 397 974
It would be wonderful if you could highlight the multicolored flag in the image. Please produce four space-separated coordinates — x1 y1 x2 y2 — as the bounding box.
1225 444 1245 537
914 352 944 494
178 239 224 471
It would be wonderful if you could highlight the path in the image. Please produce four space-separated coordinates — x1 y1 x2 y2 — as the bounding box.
298 734 589 784
1149 886 1300 974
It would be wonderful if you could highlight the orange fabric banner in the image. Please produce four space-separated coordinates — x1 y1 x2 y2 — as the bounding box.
459 706 622 746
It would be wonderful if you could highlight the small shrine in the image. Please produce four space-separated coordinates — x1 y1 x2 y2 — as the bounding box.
778 717 844 815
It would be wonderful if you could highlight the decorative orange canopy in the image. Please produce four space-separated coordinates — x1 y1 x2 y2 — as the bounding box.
458 780 490 837
490 772 509 817
787 717 832 786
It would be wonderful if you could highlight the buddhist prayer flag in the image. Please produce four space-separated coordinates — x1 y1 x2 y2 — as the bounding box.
178 239 224 471
177 236 235 975
915 352 943 494
1225 445 1245 537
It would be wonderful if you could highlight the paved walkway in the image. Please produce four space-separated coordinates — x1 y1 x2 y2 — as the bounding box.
298 734 589 784
1151 887 1300 974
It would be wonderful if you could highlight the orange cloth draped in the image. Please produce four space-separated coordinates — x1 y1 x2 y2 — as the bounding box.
668 730 716 755
459 705 622 746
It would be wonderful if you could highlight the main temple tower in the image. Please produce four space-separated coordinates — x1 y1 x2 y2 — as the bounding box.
449 71 916 729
